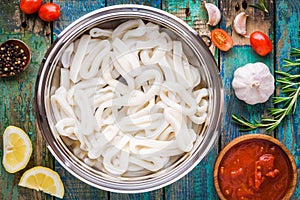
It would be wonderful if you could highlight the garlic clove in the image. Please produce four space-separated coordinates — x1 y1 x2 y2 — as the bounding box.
233 12 248 36
204 1 221 26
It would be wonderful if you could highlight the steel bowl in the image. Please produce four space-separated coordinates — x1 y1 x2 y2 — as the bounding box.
35 5 223 193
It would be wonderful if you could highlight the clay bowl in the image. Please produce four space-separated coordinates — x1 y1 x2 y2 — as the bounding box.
214 134 297 200
0 39 31 78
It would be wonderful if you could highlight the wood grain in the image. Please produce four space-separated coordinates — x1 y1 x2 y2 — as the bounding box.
164 0 216 53
0 1 52 199
220 0 273 45
53 0 105 36
275 0 300 199
107 0 161 7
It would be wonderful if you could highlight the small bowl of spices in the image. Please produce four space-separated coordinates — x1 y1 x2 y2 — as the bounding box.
0 39 31 78
214 134 297 200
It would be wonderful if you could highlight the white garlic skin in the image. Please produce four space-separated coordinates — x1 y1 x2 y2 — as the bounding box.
204 1 221 26
232 62 275 105
233 12 248 36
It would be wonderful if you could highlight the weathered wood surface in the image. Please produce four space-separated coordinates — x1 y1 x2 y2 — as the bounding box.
275 0 300 198
0 1 53 199
0 0 299 199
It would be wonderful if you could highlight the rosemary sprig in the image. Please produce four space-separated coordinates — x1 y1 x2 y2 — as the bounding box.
249 0 269 14
283 48 300 68
232 46 300 132
290 48 300 57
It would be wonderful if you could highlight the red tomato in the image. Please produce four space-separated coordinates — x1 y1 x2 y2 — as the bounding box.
211 29 233 51
250 31 272 56
38 3 61 22
20 0 42 14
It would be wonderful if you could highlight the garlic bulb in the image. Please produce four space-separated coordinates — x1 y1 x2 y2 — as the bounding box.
232 62 275 105
204 1 221 26
233 12 248 36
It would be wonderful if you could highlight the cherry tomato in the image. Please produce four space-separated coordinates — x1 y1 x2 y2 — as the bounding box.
20 0 42 14
211 29 233 51
250 31 272 56
38 3 60 22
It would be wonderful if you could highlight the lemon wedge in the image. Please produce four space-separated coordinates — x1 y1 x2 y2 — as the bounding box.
18 166 65 199
2 125 32 173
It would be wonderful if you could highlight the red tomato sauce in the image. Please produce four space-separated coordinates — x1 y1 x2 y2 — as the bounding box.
218 139 293 200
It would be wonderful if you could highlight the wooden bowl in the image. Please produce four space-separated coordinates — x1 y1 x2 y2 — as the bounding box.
0 39 31 78
214 134 297 200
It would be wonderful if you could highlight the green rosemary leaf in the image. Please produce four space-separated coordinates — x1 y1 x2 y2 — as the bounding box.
261 118 276 123
287 74 300 80
275 70 291 76
275 71 300 80
281 83 296 91
292 101 298 113
290 48 300 56
282 88 297 94
272 97 290 104
283 59 300 67
248 4 263 10
249 0 268 13
271 108 285 114
266 122 279 132
276 79 293 86
231 115 257 131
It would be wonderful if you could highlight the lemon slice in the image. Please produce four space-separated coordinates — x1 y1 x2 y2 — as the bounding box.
18 166 65 199
2 125 33 173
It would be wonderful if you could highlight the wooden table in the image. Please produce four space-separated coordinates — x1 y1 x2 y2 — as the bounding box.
0 0 299 199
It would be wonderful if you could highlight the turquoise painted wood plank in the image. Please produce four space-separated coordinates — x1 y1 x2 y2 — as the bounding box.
0 1 52 199
52 1 108 199
163 0 219 199
162 151 218 200
220 46 274 142
53 0 105 36
275 0 300 199
163 0 210 32
107 0 161 7
55 163 108 200
219 0 275 141
110 191 164 200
